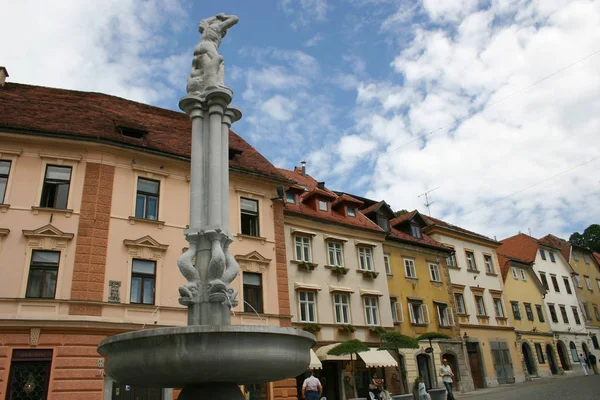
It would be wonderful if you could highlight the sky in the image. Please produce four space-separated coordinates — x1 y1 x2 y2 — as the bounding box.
2 0 599 241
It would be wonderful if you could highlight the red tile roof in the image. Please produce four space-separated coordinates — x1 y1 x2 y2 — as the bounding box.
538 234 571 262
390 210 417 226
497 233 540 263
277 168 384 232
423 216 500 245
594 252 600 265
496 252 534 281
332 193 363 208
0 83 288 182
388 227 451 252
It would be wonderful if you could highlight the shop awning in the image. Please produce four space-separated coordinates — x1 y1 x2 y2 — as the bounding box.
358 348 398 368
309 349 323 370
315 343 351 361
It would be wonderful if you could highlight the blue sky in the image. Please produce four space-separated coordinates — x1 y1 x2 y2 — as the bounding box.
2 0 600 240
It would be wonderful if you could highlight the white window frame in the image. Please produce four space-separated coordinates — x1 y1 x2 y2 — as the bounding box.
408 302 429 324
583 253 591 264
298 291 317 323
484 255 494 274
519 269 527 281
404 258 416 278
493 298 505 318
573 251 579 261
295 236 312 262
475 295 487 316
363 296 380 326
347 206 356 217
285 191 295 204
384 253 392 275
327 241 344 267
455 293 466 315
333 293 350 324
436 303 453 327
318 200 328 211
585 276 593 291
511 267 518 280
429 262 441 282
358 246 374 271
574 274 583 288
465 251 476 271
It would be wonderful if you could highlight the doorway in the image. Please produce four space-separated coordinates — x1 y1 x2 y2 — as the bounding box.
582 343 591 368
556 341 570 371
490 340 515 384
416 354 433 390
521 342 536 376
111 383 163 400
7 349 53 400
545 344 558 375
318 362 341 400
441 353 460 384
466 342 485 389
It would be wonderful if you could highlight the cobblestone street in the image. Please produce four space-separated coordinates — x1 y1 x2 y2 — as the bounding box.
458 374 600 400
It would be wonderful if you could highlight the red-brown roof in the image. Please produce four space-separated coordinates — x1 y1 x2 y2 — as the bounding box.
331 193 363 208
496 252 534 281
538 234 571 262
388 226 451 252
594 252 600 265
278 168 384 233
423 216 500 245
497 233 540 263
0 83 287 181
390 210 417 226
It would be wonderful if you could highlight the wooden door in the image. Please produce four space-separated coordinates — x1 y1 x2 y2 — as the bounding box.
466 342 484 389
490 340 515 384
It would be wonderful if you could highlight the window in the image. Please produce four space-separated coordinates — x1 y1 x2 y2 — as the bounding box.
240 198 259 236
563 277 572 294
347 206 356 217
135 178 160 220
26 251 60 299
363 296 380 326
130 259 156 305
549 252 556 263
285 191 295 204
0 160 10 203
548 304 558 323
511 302 521 320
551 275 560 292
570 342 578 362
436 303 452 327
390 297 403 323
295 236 311 262
574 274 582 288
327 241 343 267
404 258 416 278
585 276 593 291
511 267 518 280
384 253 391 275
536 304 545 322
40 165 72 209
539 249 546 260
493 298 504 318
358 247 373 271
573 251 579 261
593 335 600 350
519 269 527 281
318 200 328 211
539 273 549 290
333 293 350 324
582 302 592 320
429 263 441 282
475 296 486 316
465 251 477 271
558 304 567 322
243 272 263 313
525 303 534 321
572 307 581 325
593 304 600 321
455 293 466 315
535 343 545 364
484 255 494 274
410 224 422 239
408 302 429 324
584 253 591 264
298 291 317 322
377 215 389 231
447 252 457 268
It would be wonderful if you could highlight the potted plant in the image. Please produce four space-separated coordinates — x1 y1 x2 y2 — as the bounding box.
368 326 387 336
338 324 356 334
301 323 321 333
362 270 379 279
298 261 317 271
327 339 370 400
331 265 349 275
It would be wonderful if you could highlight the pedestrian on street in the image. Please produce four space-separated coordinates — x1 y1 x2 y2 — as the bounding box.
588 353 598 375
579 353 589 376
439 359 456 400
302 371 322 400
418 377 431 400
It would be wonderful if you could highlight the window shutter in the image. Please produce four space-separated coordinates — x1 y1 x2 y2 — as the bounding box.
448 307 455 326
423 304 430 324
398 302 404 323
408 303 415 323
436 304 442 325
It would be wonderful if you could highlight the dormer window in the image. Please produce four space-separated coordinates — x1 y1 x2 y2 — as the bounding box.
115 121 148 139
377 215 389 231
410 223 422 239
347 206 356 217
285 191 295 204
318 200 328 211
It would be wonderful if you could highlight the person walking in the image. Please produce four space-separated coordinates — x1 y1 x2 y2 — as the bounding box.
439 359 456 400
588 353 598 375
579 353 589 376
417 377 431 400
302 371 323 400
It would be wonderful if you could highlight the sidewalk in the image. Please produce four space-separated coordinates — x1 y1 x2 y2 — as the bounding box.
457 370 587 398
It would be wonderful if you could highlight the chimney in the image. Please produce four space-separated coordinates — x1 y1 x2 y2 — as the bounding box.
317 182 325 190
301 160 306 177
0 67 8 86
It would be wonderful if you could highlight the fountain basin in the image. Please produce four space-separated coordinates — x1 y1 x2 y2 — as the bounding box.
97 325 316 388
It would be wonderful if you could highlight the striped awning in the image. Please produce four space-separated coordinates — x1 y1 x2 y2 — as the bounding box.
309 349 323 370
315 343 351 361
358 348 398 368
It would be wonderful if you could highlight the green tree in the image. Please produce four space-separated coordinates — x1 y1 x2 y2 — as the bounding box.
328 339 369 399
379 332 419 394
569 224 600 252
394 209 409 218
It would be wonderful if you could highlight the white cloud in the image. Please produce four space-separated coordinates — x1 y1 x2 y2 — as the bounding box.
305 33 325 47
279 0 331 30
0 0 186 106
261 95 297 121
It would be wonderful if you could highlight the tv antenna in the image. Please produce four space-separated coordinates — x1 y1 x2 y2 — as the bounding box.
418 187 440 216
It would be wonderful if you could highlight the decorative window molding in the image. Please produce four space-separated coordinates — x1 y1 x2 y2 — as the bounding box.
23 224 74 243
0 148 23 157
291 228 318 237
131 164 170 177
359 289 384 297
123 235 168 259
39 152 82 162
294 282 322 291
234 186 265 197
328 285 354 294
235 251 271 273
353 239 378 247
324 234 348 242
34 155 80 212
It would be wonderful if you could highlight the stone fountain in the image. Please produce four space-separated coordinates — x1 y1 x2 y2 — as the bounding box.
98 14 315 400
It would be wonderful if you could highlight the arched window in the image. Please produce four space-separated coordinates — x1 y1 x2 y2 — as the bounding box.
569 341 578 362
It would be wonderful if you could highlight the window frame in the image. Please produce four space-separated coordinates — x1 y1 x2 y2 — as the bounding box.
455 293 467 315
524 303 534 321
474 295 487 317
285 191 296 204
511 301 521 320
535 304 545 322
318 199 328 211
572 306 581 325
436 303 453 327
408 301 429 325
428 262 441 282
573 251 579 261
327 241 344 267
390 296 403 323
549 252 556 263
593 304 600 322
347 206 356 217
539 249 547 260
511 267 519 280
519 268 527 281
0 159 11 204
39 164 72 209
295 235 312 262
298 291 317 323
240 197 260 237
539 272 549 290
548 304 558 323
383 253 392 275
404 258 417 278
535 343 545 364
135 177 160 221
25 250 61 299
573 274 582 288
333 293 351 324
410 223 422 239
363 296 380 326
130 258 156 305
358 246 374 271
465 250 477 271
558 305 569 324
583 253 591 264
563 277 572 294
493 298 505 318
584 276 593 291
243 272 263 313
550 275 560 292
484 254 494 274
